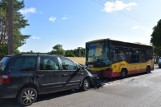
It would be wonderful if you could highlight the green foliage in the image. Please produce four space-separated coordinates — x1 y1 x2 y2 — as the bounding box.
50 50 65 56
0 44 7 58
151 19 161 46
21 50 41 54
154 46 161 57
0 0 29 54
65 50 75 57
50 44 85 57
151 19 161 56
51 44 65 55
66 48 85 57
53 44 63 51
0 44 20 58
20 45 85 57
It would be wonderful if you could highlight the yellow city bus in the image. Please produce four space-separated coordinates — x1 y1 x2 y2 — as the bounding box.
86 38 154 78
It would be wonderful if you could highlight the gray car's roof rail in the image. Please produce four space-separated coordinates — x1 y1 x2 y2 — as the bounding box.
4 53 64 58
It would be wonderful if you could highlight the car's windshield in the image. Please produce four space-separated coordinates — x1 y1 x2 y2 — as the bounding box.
86 41 111 67
0 57 10 73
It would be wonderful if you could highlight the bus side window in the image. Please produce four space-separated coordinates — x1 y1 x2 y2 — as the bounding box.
139 50 146 63
112 46 126 62
125 52 131 63
131 50 140 63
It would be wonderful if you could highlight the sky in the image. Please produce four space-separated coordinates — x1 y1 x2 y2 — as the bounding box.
18 0 161 52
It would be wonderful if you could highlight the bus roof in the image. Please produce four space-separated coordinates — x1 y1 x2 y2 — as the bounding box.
86 38 152 47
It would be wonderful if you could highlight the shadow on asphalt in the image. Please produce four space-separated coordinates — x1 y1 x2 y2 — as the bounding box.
37 89 81 102
0 90 81 107
155 67 161 69
99 71 153 84
0 98 19 107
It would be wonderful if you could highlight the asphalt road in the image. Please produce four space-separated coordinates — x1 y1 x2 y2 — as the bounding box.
1 68 161 107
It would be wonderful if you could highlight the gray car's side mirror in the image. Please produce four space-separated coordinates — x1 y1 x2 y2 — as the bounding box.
75 65 81 72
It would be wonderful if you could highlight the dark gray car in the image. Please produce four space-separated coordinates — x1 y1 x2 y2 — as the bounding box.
0 54 97 106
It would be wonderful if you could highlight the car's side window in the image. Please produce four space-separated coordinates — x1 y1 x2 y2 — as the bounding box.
10 56 37 71
40 56 60 70
60 57 77 71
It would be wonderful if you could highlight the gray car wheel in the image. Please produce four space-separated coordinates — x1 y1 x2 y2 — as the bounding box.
17 87 37 106
81 78 90 91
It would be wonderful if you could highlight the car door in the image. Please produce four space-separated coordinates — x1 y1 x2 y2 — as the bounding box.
59 57 84 89
35 56 63 94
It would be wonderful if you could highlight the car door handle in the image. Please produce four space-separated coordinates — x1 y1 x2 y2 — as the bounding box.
62 74 68 77
37 75 44 78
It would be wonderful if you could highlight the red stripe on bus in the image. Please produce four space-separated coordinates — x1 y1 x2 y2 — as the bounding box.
128 69 146 75
100 69 146 78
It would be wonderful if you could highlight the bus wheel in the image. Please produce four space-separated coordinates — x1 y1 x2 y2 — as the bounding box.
121 69 127 79
146 66 151 73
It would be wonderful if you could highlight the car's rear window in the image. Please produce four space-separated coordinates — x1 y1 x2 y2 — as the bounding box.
10 56 37 71
0 57 10 73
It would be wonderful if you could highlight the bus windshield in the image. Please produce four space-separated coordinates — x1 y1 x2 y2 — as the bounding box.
86 41 111 67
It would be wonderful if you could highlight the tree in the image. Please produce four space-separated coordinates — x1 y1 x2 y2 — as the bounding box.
77 47 85 57
0 44 7 59
50 44 65 55
0 0 29 54
64 47 85 57
151 19 161 56
65 50 75 57
50 44 85 57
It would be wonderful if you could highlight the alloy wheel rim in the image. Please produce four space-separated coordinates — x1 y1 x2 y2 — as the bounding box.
84 80 89 89
21 89 36 105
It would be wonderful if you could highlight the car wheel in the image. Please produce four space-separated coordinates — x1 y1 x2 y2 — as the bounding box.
121 69 127 79
17 87 37 106
146 66 151 73
81 78 90 91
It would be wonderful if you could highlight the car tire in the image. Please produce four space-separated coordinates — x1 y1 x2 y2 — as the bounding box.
17 87 37 106
121 69 128 79
81 78 90 91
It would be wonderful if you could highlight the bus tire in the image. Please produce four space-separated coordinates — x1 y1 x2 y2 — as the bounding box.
121 69 128 79
146 66 151 73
